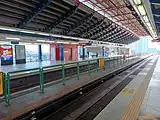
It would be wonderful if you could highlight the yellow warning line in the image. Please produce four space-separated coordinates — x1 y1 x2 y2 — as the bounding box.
121 59 157 120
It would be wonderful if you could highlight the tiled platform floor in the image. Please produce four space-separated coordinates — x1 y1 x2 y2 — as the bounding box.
138 56 160 120
0 57 138 120
94 55 157 120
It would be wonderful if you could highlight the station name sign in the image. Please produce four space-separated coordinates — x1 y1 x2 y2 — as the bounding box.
152 39 160 42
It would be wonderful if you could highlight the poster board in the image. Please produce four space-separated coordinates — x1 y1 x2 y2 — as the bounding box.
0 45 13 65
15 45 26 64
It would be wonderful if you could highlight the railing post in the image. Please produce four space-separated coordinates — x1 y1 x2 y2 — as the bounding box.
4 73 10 105
39 67 44 93
7 73 10 103
3 73 7 105
113 58 115 68
77 62 80 80
117 57 119 67
62 64 65 85
120 56 122 65
88 60 91 75
96 59 99 72
109 58 110 69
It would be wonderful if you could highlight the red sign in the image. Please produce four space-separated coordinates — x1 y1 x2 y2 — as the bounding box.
152 39 160 42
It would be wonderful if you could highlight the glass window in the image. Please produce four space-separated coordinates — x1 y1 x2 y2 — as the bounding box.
25 44 38 62
42 44 49 61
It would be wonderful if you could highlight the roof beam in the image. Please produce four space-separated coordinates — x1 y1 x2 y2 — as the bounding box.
98 29 122 40
45 5 78 32
81 18 106 37
17 0 53 28
92 27 117 39
101 31 126 41
65 12 95 35
87 24 113 38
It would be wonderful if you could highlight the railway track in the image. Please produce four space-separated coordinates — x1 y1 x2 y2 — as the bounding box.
14 57 151 120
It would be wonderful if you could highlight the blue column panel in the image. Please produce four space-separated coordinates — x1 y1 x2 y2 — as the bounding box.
60 44 64 61
38 45 42 61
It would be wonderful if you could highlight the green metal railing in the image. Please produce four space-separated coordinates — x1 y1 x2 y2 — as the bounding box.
1 55 142 105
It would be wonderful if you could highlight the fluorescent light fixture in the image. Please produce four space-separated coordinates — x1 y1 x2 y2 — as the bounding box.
20 30 35 34
71 43 78 44
0 41 10 44
146 22 152 30
6 37 20 40
37 32 49 36
137 5 146 15
143 15 149 22
0 27 17 31
46 41 54 43
36 40 46 42
57 41 70 44
133 0 141 5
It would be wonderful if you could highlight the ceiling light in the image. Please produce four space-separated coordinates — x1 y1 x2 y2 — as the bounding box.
0 41 10 44
146 22 152 30
143 15 149 22
0 27 17 31
46 41 54 43
133 0 141 5
37 32 49 36
71 43 78 44
6 37 20 40
57 41 70 44
36 40 45 42
20 30 35 34
137 5 146 15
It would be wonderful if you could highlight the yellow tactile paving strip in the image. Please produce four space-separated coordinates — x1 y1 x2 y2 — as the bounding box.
121 59 157 120
138 113 160 120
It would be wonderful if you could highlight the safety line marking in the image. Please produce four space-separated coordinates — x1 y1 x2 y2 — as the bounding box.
121 58 157 120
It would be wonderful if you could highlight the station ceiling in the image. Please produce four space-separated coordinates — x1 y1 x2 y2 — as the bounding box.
0 0 149 44
149 0 160 37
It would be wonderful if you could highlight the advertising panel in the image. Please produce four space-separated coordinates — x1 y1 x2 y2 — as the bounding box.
0 45 13 65
15 45 25 60
0 45 13 61
15 45 26 64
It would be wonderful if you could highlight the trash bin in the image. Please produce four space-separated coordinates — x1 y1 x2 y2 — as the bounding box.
98 57 104 68
0 72 3 96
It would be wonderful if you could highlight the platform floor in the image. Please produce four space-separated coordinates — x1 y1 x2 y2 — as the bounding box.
0 57 139 120
94 55 159 120
138 56 160 119
0 58 98 72
0 60 59 73
0 56 127 73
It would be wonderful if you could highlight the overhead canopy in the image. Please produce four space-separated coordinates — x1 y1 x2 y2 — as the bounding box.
0 0 149 44
149 0 160 37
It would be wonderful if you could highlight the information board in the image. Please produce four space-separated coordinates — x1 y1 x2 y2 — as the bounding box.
15 45 25 60
15 45 26 64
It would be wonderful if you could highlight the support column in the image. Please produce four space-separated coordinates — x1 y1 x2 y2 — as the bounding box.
38 45 42 61
50 43 55 61
60 44 64 61
102 46 105 57
82 46 85 59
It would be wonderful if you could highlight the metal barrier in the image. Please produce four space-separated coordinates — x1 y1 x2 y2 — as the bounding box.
1 56 141 105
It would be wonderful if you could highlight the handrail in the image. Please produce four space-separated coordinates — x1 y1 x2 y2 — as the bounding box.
1 55 145 105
